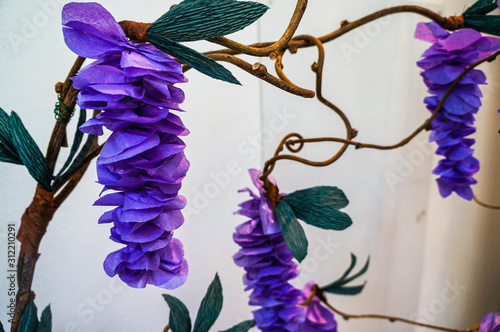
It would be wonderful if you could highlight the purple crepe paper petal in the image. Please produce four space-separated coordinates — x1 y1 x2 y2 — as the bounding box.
415 21 500 200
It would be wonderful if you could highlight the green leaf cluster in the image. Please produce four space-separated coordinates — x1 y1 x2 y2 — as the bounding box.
0 298 53 332
463 0 500 37
163 273 255 332
147 0 269 84
0 108 94 192
276 186 352 262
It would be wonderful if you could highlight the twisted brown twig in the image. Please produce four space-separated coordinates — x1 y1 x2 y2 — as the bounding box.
304 284 474 332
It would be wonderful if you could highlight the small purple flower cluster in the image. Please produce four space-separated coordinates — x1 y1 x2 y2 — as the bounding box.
415 22 500 200
63 2 189 289
234 170 337 332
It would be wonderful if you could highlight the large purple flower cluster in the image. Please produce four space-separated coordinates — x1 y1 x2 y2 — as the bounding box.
234 170 337 331
415 22 500 200
63 2 189 289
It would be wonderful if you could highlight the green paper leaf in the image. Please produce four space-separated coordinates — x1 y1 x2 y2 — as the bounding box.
219 320 255 332
0 320 6 332
0 108 22 165
147 34 240 84
52 109 86 187
276 201 308 262
163 295 191 332
281 186 352 231
463 0 498 15
9 112 51 190
19 298 39 332
322 254 370 296
464 15 500 37
37 305 52 332
52 132 94 190
0 144 23 164
193 273 223 332
149 0 269 42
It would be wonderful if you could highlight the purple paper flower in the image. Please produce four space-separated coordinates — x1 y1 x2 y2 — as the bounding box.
480 313 500 332
234 170 305 331
63 2 189 289
415 22 500 200
299 282 338 332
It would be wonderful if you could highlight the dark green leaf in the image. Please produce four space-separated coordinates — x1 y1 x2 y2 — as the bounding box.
52 126 94 190
276 201 308 262
19 298 39 332
463 0 498 15
322 254 370 296
0 108 22 164
464 15 500 37
0 320 6 332
327 284 366 295
10 112 51 190
148 0 269 42
283 186 349 209
37 305 52 332
193 273 224 332
0 144 23 164
147 34 240 84
281 186 352 231
219 320 255 332
52 109 86 186
163 295 191 332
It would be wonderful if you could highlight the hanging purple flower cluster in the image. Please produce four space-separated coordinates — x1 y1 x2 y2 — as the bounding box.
415 22 500 200
233 170 337 331
63 2 189 289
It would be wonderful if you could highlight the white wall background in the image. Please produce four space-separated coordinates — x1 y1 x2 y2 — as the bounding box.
0 0 499 331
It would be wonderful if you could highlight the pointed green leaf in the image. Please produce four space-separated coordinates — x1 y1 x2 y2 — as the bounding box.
284 187 349 209
10 112 51 190
276 201 308 262
464 15 500 37
463 0 498 15
19 298 39 332
147 34 240 84
163 295 191 332
322 255 370 296
0 320 6 332
281 187 352 231
52 109 86 186
52 118 94 191
193 273 223 332
0 108 22 164
219 320 255 332
0 144 23 164
37 305 52 332
148 0 269 42
325 284 366 296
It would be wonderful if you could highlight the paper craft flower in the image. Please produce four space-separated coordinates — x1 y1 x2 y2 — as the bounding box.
233 169 305 331
299 282 338 332
480 313 500 332
63 2 189 289
415 22 500 200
